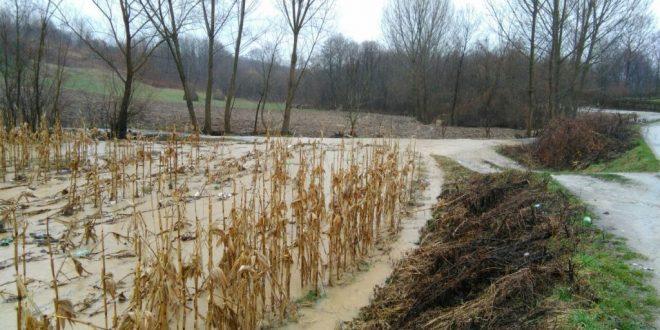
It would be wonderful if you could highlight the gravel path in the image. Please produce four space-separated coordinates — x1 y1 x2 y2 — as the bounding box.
555 108 660 327
644 124 660 158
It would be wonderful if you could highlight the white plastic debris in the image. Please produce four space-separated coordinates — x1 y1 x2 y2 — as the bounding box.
533 203 541 209
218 192 232 201
524 252 530 257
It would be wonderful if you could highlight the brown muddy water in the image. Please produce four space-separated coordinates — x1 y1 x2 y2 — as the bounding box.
0 134 420 329
0 132 518 329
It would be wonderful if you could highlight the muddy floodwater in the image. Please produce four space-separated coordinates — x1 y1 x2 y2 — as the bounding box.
0 130 519 329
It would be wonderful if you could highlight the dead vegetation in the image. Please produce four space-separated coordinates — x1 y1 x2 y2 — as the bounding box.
502 113 637 170
348 170 581 329
0 124 419 329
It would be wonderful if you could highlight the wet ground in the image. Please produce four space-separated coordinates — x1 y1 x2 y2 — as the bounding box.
1 108 657 328
554 108 660 327
0 134 525 329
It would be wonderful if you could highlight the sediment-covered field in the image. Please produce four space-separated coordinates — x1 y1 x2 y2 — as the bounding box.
0 125 422 329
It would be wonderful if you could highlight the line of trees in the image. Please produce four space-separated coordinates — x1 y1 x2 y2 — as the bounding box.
1 0 658 137
299 0 658 134
1 0 69 131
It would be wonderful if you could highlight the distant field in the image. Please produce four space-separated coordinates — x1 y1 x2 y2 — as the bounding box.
57 65 526 139
62 66 285 111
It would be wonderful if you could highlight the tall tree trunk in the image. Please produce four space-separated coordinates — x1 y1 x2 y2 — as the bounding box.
223 0 246 134
172 36 198 131
14 4 23 127
548 0 561 118
450 51 465 126
203 0 216 135
281 31 300 135
116 7 134 139
204 38 215 134
116 73 133 139
526 1 538 137
32 16 48 131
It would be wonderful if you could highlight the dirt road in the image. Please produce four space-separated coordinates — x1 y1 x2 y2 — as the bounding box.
553 173 660 286
554 109 660 327
289 109 660 328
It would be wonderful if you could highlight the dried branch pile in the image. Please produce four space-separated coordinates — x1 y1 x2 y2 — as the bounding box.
349 172 577 329
504 113 637 170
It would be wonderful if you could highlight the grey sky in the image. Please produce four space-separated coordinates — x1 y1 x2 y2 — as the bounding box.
67 0 660 43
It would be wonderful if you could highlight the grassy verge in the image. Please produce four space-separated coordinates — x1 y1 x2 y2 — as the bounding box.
432 155 474 183
544 176 659 328
437 157 658 328
585 173 633 184
584 137 660 173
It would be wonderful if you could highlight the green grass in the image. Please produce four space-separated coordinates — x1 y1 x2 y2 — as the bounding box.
544 174 659 329
431 155 475 183
294 290 327 307
586 173 633 184
61 65 287 111
585 137 660 173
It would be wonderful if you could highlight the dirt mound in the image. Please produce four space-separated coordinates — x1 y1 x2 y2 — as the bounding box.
348 172 577 329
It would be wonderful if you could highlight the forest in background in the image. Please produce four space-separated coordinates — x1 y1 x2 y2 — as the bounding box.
1 0 658 138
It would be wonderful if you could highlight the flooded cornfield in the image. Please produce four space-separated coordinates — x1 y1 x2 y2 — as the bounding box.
0 125 429 329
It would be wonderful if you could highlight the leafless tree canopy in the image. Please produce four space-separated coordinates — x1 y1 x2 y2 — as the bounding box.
279 0 334 134
61 0 162 138
383 0 452 123
139 0 200 131
1 0 658 135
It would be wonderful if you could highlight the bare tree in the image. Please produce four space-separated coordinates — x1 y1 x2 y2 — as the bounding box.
383 0 453 124
1 0 66 131
251 37 282 134
201 0 234 134
223 0 247 134
278 0 334 134
490 0 543 136
29 0 56 130
63 0 162 138
448 9 477 127
50 36 69 125
544 0 572 117
567 0 651 107
139 0 200 131
0 1 28 128
318 34 351 108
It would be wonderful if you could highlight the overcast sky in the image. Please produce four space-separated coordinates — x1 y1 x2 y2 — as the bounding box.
68 0 660 44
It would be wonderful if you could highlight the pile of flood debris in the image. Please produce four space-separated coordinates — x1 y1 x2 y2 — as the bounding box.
502 113 636 170
348 171 579 329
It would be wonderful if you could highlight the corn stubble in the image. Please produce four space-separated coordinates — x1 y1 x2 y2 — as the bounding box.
0 125 417 329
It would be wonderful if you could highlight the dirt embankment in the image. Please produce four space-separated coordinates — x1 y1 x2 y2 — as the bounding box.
348 171 579 329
